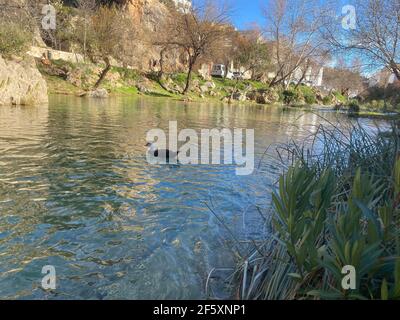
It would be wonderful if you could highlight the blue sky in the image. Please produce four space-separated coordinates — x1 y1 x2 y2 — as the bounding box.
230 0 265 29
193 0 353 30
191 0 376 73
192 0 265 29
193 0 265 29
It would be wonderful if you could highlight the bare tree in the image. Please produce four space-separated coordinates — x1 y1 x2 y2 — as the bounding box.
207 24 238 79
87 5 134 88
233 28 271 80
76 0 97 62
155 0 232 94
324 0 400 80
263 0 330 87
323 62 365 94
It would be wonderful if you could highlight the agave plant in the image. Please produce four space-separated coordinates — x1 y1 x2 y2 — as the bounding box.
270 162 400 300
234 121 400 300
314 165 400 299
272 165 335 279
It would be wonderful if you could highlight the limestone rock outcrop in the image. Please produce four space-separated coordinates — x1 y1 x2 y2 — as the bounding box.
126 0 187 73
0 55 48 106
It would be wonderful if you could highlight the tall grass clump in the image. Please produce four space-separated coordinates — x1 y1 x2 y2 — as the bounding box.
282 88 302 105
231 120 400 300
299 85 317 105
0 21 32 57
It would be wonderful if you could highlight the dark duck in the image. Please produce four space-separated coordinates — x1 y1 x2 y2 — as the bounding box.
145 142 179 163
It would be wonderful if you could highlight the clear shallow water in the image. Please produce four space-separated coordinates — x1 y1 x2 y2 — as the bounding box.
0 96 377 299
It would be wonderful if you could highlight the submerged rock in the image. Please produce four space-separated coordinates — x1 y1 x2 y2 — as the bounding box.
0 55 48 106
232 91 247 101
86 88 109 98
199 81 215 94
200 85 209 93
204 81 216 89
136 81 152 94
256 94 268 104
247 89 280 105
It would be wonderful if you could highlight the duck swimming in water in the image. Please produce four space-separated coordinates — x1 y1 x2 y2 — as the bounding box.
145 142 179 163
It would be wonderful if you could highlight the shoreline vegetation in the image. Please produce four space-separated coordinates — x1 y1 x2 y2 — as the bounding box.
1 1 400 119
36 57 400 120
223 121 400 300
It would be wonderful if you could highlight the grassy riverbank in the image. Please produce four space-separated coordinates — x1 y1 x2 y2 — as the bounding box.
36 58 400 121
33 59 327 102
229 122 400 300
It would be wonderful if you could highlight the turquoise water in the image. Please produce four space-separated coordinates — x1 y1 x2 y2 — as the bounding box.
0 95 373 299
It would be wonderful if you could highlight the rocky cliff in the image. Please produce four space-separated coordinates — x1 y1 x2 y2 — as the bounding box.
126 0 186 72
0 55 48 106
127 0 169 31
124 0 167 70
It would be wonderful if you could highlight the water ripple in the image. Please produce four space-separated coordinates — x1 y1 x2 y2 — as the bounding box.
0 96 369 299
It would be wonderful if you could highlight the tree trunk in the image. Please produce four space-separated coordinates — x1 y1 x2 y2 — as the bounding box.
83 19 87 62
230 78 240 100
294 72 306 89
390 60 400 81
156 48 171 93
183 61 193 95
94 57 111 89
269 75 279 87
269 71 285 87
223 60 229 80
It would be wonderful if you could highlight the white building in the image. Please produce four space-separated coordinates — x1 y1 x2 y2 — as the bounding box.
291 66 324 87
314 67 324 87
210 61 252 80
368 70 399 87
173 0 192 13
388 73 397 84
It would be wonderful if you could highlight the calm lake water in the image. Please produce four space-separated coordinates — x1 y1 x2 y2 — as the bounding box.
0 95 381 299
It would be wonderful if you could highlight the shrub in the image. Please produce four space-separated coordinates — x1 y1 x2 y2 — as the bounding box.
322 96 333 105
0 22 32 57
299 85 317 105
282 88 302 105
172 73 188 85
303 91 317 105
372 99 386 109
366 86 386 101
348 100 360 113
363 85 400 109
230 123 400 300
333 91 347 103
245 80 266 90
267 162 400 300
114 67 139 82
